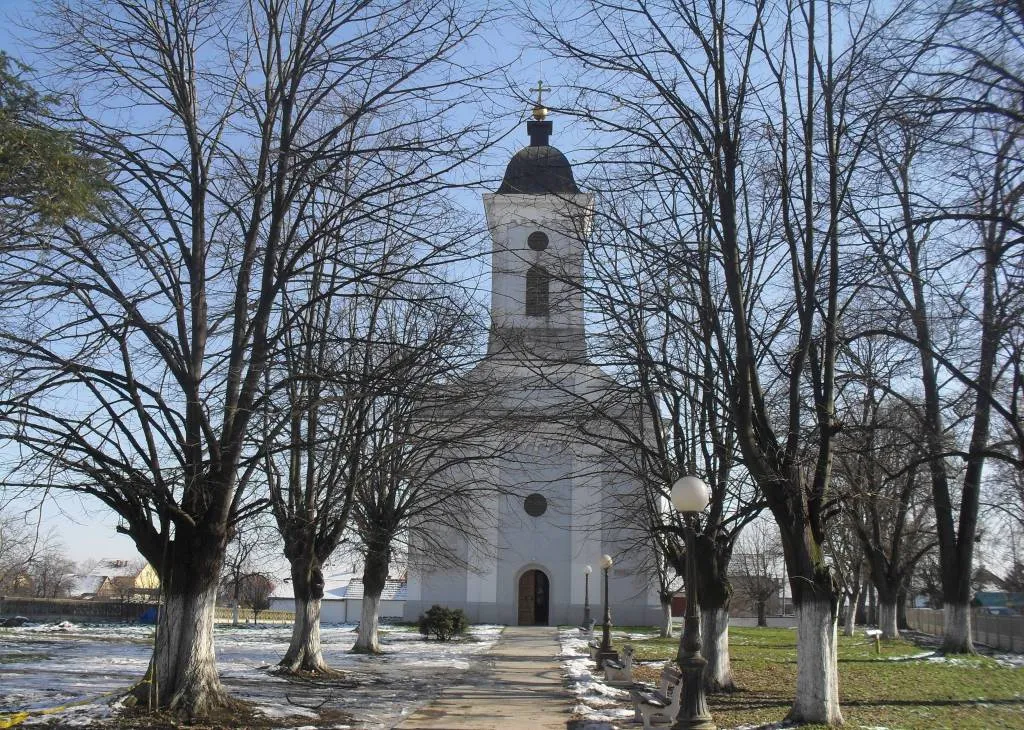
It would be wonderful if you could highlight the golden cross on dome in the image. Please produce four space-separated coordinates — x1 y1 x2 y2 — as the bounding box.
532 79 551 120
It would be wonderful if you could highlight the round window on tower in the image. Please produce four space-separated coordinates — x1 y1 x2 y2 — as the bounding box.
527 231 549 251
524 493 548 517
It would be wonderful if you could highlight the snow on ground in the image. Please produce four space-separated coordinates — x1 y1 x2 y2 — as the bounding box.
991 652 1024 669
557 628 646 730
0 620 501 728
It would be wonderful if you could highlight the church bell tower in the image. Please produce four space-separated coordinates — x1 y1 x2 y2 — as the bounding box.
402 91 661 628
482 96 594 363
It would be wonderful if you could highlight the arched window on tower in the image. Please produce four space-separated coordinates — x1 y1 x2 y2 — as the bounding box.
525 265 550 317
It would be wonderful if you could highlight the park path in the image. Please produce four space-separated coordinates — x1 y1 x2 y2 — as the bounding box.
395 625 575 729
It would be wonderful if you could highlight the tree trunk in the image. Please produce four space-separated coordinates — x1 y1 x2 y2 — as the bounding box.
693 531 734 690
756 600 767 627
942 602 973 654
129 526 237 718
352 541 389 654
136 579 232 716
701 606 735 692
879 599 899 639
788 595 842 725
855 580 868 625
843 584 861 637
897 588 909 631
660 596 674 638
280 597 330 673
279 561 330 673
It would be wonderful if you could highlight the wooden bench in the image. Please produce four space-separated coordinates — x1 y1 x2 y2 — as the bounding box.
630 664 683 729
603 644 634 685
587 639 601 660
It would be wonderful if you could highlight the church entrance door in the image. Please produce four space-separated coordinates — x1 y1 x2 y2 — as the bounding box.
517 569 550 625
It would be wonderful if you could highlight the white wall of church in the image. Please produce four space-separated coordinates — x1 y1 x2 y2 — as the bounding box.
404 133 661 628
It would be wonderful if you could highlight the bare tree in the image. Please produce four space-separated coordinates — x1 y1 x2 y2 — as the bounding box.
220 516 277 627
238 573 274 623
0 512 74 597
574 209 762 692
26 547 75 598
733 521 785 628
0 514 37 594
530 0 921 721
0 0 490 716
849 50 1022 649
348 285 502 654
832 357 938 639
260 159 488 673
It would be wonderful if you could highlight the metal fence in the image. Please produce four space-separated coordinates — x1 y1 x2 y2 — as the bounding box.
905 607 1024 653
0 596 157 622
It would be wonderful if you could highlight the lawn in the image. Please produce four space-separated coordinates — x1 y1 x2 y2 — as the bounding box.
626 627 1024 729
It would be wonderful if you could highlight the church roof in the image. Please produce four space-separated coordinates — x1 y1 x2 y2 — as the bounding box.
497 119 580 195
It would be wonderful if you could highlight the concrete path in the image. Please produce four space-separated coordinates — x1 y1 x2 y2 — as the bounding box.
396 625 575 729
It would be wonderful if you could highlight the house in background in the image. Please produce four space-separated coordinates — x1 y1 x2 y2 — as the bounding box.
68 560 159 601
269 573 407 624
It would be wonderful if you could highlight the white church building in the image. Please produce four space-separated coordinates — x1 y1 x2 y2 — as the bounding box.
403 106 661 627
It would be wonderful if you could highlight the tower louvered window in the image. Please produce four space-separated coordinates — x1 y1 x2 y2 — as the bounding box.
525 265 550 316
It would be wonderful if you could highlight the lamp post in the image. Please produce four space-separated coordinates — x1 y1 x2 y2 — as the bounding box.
671 476 716 730
582 565 594 631
595 554 619 669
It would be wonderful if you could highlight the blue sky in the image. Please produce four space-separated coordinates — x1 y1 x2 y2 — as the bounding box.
0 0 587 566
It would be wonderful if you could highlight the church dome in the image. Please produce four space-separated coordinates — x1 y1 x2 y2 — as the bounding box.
496 118 580 195
497 144 580 194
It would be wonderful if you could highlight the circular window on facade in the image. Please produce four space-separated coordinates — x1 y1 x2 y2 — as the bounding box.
527 231 549 251
524 493 548 517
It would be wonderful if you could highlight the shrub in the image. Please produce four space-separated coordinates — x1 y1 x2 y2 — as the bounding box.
418 604 469 641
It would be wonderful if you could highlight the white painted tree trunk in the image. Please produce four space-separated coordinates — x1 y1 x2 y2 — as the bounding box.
942 602 974 654
280 597 329 673
879 600 899 639
232 599 239 627
352 593 382 654
788 598 843 725
660 599 674 638
843 586 860 636
146 582 230 715
701 606 735 692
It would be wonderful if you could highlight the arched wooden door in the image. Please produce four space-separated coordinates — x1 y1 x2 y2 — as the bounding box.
517 569 550 625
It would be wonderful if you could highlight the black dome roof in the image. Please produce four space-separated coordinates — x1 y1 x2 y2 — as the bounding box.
496 118 580 195
497 145 580 194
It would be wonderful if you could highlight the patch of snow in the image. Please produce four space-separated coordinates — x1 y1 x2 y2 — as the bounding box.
925 654 990 667
1 621 501 728
558 628 642 729
885 651 935 661
993 652 1024 669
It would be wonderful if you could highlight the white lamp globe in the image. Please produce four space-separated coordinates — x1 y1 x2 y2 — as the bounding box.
671 476 711 513
584 564 593 575
600 554 614 570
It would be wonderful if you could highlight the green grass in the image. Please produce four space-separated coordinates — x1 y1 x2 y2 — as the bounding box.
624 627 1024 730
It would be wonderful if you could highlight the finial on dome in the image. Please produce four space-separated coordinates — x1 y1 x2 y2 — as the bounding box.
531 79 551 121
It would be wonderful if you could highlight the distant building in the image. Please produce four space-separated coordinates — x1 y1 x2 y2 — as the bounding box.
973 591 1024 615
68 560 159 601
269 573 406 623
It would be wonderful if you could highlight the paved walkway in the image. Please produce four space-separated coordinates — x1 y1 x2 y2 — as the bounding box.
396 625 575 729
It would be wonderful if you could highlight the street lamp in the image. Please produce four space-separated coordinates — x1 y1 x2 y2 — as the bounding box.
670 476 716 730
582 565 594 631
595 554 619 669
